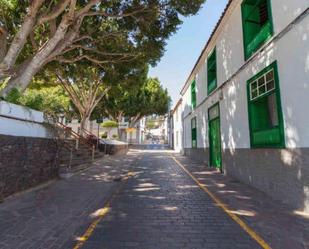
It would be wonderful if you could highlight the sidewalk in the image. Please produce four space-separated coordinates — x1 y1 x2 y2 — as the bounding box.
0 151 140 249
173 154 309 249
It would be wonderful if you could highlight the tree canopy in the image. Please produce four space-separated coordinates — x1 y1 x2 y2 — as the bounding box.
95 77 170 127
101 120 118 128
0 0 205 96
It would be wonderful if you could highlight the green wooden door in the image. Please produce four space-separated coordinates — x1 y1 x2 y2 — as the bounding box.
208 104 222 170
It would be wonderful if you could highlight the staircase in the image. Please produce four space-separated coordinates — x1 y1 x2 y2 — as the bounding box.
54 122 105 177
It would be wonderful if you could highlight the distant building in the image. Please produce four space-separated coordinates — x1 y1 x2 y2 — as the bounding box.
67 117 147 144
170 99 183 152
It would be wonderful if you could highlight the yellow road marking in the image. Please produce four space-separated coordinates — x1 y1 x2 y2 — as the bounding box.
170 155 272 249
72 172 133 249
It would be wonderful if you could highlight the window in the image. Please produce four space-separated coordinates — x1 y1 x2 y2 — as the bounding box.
241 0 273 59
176 131 179 147
191 80 196 108
191 117 197 148
207 48 217 94
247 62 285 148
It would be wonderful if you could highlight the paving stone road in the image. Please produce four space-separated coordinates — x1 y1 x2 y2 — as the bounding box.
74 150 261 249
1 148 308 249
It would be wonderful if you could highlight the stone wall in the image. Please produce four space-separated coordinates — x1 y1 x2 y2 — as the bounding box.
99 143 129 155
184 148 210 165
0 134 61 200
184 147 309 213
222 148 309 213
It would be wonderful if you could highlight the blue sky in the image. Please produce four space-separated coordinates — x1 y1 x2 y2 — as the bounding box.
149 0 228 106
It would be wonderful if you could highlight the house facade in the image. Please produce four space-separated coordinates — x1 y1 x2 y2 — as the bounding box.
174 0 309 212
171 99 183 152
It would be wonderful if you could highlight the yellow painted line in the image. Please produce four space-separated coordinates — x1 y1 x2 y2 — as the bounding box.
72 172 133 249
170 155 272 249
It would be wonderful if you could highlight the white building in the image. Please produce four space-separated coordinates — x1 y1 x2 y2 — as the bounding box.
171 99 183 152
174 0 309 212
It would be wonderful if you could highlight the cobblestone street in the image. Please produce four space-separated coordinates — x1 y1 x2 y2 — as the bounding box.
0 148 308 249
75 150 260 249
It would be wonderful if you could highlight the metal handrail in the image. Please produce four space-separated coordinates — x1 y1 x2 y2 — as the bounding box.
82 127 107 145
45 116 97 163
82 128 97 139
56 122 93 147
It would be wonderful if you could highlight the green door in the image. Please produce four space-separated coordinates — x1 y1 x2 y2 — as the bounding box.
208 104 222 170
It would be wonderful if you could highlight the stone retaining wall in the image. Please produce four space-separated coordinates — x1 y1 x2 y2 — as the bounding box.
184 147 309 213
0 134 60 200
99 143 129 155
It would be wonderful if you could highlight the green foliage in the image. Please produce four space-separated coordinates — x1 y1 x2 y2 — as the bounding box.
1 0 205 90
4 86 71 117
112 134 118 139
101 120 119 128
101 132 108 139
146 120 159 130
95 77 170 123
5 88 21 104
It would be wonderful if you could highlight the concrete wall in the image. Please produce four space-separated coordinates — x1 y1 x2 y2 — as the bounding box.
180 0 309 212
0 101 54 138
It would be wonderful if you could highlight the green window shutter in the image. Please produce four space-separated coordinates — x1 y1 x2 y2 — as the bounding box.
247 61 285 148
207 48 217 94
241 0 273 60
191 80 196 108
191 117 197 148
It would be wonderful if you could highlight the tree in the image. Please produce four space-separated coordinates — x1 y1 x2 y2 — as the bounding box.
55 65 110 132
146 120 159 130
0 0 205 96
95 77 170 139
101 120 118 139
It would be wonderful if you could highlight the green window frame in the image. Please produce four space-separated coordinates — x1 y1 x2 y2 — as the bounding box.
207 48 217 94
191 117 197 148
241 0 273 60
247 61 285 148
191 80 197 109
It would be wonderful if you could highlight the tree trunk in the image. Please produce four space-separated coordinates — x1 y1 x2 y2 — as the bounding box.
118 128 126 141
1 0 44 71
1 17 71 96
1 60 42 95
79 115 89 135
0 28 7 62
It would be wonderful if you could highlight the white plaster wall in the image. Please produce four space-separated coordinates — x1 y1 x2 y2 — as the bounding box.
0 116 52 138
196 110 204 148
195 63 208 106
0 101 53 138
0 101 44 123
272 0 309 35
216 5 244 86
182 86 192 118
275 15 309 148
173 104 183 152
183 114 192 149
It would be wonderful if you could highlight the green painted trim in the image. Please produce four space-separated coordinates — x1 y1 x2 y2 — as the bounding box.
191 80 197 109
191 117 197 148
241 0 274 60
208 102 222 170
207 47 217 95
246 61 285 148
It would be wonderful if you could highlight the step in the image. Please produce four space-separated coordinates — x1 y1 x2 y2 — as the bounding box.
59 163 91 178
